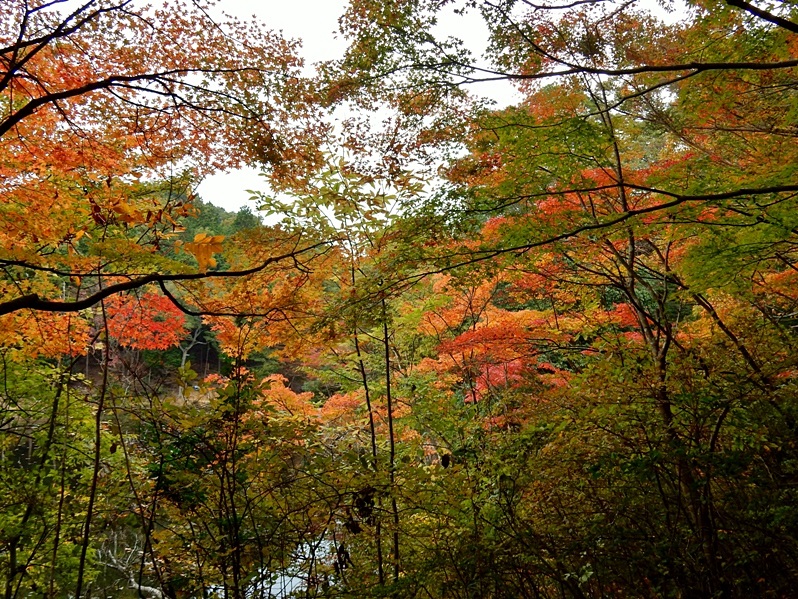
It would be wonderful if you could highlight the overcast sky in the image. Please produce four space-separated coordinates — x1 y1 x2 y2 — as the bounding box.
195 0 520 212
196 1 352 212
195 0 684 213
211 0 351 65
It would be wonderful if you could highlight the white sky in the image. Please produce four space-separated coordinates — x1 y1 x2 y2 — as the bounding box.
214 0 350 66
196 1 349 212
196 0 685 213
195 0 519 212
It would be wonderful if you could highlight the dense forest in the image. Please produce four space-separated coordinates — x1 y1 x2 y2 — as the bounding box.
1 0 797 597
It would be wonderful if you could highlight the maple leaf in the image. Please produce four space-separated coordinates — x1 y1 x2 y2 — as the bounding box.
182 233 225 272
0 0 325 320
105 292 187 350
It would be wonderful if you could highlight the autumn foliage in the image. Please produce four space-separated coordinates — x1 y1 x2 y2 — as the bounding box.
1 1 798 598
105 292 187 350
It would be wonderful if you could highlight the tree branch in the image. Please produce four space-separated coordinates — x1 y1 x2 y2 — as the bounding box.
0 67 270 138
0 240 331 317
382 183 798 294
725 0 798 34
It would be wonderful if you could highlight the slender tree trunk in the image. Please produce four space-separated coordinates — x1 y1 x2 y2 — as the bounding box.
353 327 386 585
4 368 68 599
351 263 385 586
75 308 111 599
47 385 71 598
382 300 400 584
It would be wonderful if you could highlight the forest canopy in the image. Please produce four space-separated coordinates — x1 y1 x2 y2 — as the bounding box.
1 1 797 598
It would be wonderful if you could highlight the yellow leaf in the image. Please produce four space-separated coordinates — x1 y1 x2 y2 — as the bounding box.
193 233 208 243
184 240 220 272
